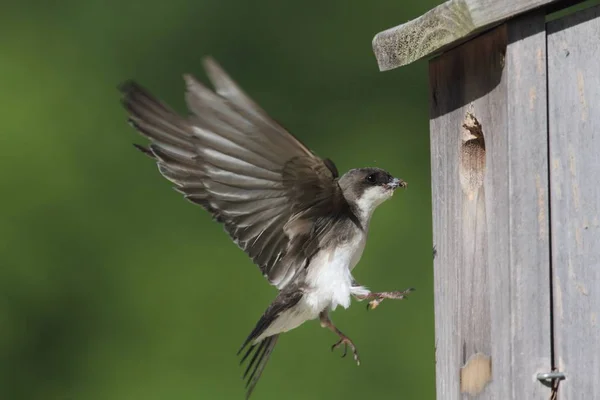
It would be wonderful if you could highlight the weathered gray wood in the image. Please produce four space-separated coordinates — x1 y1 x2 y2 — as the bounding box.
373 0 580 71
430 13 552 399
547 5 600 398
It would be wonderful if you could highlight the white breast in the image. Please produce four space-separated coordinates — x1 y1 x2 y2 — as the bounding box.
304 231 368 313
254 231 368 342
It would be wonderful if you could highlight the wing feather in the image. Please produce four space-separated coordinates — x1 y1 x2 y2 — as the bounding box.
205 168 283 189
185 76 295 160
119 58 354 289
214 198 287 216
203 57 314 158
192 127 283 171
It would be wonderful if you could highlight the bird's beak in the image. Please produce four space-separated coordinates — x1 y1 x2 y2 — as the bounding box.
387 177 408 190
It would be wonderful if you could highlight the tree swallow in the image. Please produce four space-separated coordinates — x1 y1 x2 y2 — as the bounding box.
119 58 413 399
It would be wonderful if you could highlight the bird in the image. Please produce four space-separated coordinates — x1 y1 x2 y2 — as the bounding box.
119 57 414 399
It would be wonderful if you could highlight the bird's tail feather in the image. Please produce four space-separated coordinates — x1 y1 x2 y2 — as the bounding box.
239 334 279 399
236 290 301 398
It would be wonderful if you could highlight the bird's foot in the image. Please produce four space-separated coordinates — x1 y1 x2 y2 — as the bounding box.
366 287 415 310
331 335 360 366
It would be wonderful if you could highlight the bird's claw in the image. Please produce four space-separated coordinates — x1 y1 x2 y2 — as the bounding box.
366 288 415 311
367 298 382 310
331 337 360 366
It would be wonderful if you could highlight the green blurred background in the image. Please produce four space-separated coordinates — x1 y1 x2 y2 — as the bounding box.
1 1 439 399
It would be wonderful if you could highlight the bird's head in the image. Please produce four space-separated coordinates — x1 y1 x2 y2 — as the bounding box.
338 167 407 221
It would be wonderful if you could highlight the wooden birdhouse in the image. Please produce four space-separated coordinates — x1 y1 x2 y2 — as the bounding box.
372 1 600 398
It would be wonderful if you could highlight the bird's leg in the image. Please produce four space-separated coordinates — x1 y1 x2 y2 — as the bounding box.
351 283 415 310
319 311 360 366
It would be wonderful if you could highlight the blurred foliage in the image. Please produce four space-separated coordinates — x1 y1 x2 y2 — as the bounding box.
1 1 439 399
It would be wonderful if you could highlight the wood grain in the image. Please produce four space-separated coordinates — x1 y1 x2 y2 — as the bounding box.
373 0 584 70
429 13 552 399
547 5 600 398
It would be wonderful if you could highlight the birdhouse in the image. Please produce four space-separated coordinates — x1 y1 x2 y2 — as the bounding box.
372 1 600 398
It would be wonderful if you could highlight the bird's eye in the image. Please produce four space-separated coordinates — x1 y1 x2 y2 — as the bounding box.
366 174 377 184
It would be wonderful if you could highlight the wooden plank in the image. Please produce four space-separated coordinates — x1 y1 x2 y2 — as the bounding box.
429 27 500 398
372 0 582 71
547 5 600 398
429 13 552 399
499 14 554 399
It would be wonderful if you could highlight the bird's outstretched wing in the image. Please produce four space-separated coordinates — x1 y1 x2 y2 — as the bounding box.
120 57 355 289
